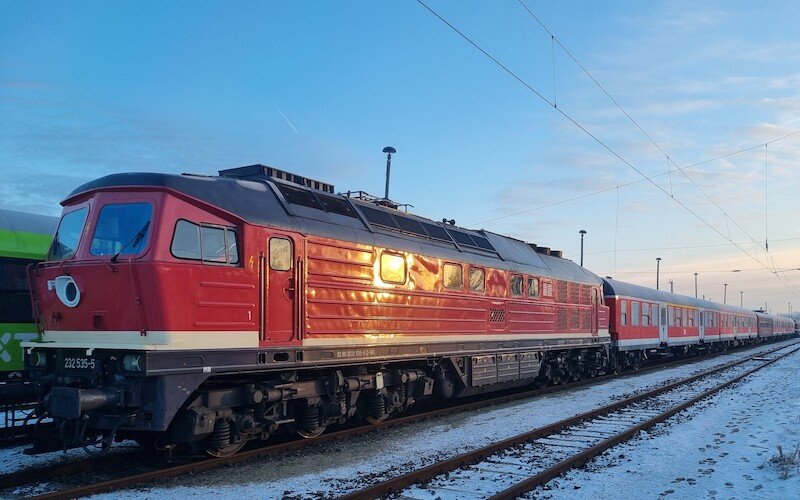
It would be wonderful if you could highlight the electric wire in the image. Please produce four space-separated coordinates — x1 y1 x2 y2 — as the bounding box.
516 0 782 275
583 236 800 256
416 0 800 299
515 0 798 296
472 125 800 225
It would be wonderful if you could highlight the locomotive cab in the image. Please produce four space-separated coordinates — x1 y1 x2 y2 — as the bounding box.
24 179 257 452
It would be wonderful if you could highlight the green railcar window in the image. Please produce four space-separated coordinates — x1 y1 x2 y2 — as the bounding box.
0 257 37 322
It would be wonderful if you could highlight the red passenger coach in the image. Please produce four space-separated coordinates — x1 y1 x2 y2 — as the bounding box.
602 279 761 369
757 312 796 339
24 166 611 456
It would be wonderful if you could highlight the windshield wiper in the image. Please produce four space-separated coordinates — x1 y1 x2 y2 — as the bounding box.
111 221 151 263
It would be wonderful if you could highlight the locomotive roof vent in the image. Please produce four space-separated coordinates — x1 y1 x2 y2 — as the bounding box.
550 250 563 258
219 164 334 194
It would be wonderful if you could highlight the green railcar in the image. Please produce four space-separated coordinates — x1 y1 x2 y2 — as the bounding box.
0 209 58 382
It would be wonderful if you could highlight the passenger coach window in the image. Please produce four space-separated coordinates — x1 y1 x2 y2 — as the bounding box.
171 220 239 265
49 207 88 260
443 263 462 290
91 203 152 256
642 304 651 326
620 300 627 326
510 274 523 296
527 277 539 298
468 267 485 293
632 302 640 326
0 258 37 323
269 237 293 271
380 252 406 284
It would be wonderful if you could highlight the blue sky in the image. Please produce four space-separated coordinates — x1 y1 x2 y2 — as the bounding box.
2 1 799 312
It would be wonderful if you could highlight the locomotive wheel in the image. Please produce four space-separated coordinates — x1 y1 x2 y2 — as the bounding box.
297 426 326 438
206 438 246 457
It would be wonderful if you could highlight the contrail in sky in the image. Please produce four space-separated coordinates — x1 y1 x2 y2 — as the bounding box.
275 105 298 133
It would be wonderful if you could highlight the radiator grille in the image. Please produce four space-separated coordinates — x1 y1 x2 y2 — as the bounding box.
556 307 568 330
490 308 506 323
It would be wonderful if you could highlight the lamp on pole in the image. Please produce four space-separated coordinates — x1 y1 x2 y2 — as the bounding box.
579 230 587 267
656 257 661 290
382 146 396 200
694 272 698 298
723 283 728 304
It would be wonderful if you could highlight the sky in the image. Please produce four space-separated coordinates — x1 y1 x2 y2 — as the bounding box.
1 0 799 313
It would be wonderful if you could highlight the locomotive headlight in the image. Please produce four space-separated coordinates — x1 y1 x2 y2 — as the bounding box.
29 350 46 368
50 275 81 308
122 354 142 372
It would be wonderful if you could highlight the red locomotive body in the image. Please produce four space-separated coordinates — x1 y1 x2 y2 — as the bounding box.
25 167 611 455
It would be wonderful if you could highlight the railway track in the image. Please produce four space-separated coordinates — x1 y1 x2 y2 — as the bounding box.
341 342 800 500
2 339 794 499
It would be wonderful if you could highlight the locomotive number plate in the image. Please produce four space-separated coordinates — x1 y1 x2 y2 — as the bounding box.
63 357 96 371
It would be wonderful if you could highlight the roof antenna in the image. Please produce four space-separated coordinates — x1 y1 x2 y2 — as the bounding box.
383 146 396 200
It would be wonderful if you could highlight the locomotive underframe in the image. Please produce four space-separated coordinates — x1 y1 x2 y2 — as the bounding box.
26 338 611 455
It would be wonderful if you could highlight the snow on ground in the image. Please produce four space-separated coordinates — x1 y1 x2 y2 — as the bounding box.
69 340 798 500
524 345 800 499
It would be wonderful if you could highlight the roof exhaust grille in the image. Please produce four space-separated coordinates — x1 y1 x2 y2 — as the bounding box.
219 164 334 193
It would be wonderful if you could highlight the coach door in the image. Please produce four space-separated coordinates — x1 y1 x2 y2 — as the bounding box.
265 235 296 343
698 309 705 341
659 304 668 343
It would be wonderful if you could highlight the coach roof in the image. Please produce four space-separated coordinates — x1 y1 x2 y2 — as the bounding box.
602 278 719 310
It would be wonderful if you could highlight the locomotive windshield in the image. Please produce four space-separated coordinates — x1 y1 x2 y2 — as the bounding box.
48 207 88 260
90 202 153 257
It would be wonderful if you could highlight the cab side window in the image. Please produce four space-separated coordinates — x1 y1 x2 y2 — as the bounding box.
171 220 239 265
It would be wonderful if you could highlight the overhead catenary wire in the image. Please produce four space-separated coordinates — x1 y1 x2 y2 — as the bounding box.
415 0 800 299
583 236 800 256
514 0 799 296
472 127 800 225
516 0 789 272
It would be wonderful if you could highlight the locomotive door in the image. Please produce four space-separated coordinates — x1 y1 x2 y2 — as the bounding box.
265 235 296 343
659 304 668 343
591 288 598 335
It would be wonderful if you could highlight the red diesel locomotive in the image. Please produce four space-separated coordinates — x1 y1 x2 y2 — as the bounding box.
25 166 611 455
23 165 797 455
